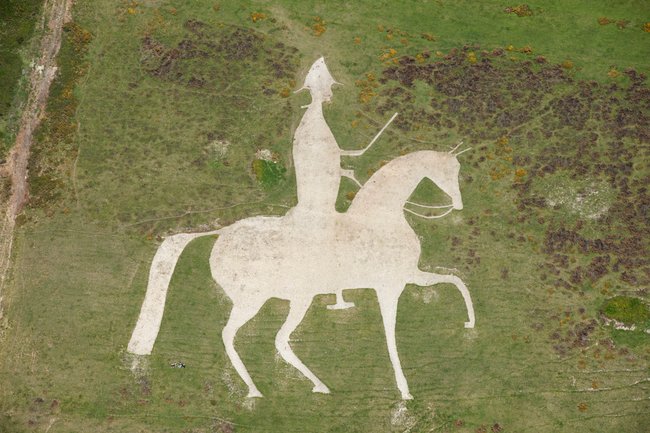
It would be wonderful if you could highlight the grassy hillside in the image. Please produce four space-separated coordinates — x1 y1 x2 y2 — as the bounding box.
0 0 42 154
1 1 648 432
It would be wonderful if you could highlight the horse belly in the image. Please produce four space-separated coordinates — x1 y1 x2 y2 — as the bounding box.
330 218 422 289
210 217 335 301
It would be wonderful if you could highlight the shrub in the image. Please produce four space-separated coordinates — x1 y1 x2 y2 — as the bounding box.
312 16 326 36
250 12 266 23
504 5 533 17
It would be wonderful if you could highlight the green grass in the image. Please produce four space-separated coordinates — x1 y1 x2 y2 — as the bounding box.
252 159 287 188
602 296 649 349
602 296 650 326
1 1 649 432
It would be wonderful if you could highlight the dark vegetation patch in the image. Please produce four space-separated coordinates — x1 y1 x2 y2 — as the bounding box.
0 176 10 203
375 47 574 136
27 22 92 210
549 316 599 356
140 20 298 92
0 0 42 152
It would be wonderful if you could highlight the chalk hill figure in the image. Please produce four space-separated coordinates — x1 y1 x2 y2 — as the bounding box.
127 57 475 400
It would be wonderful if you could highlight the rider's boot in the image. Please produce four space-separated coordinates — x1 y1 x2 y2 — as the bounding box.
327 292 355 310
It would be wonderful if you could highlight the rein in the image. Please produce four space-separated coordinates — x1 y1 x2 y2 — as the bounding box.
403 200 454 219
402 141 471 219
403 205 454 219
405 201 452 209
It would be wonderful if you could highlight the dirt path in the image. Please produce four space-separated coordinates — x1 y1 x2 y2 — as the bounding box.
0 0 73 317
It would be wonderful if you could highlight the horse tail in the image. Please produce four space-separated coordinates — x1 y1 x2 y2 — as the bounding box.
127 229 221 355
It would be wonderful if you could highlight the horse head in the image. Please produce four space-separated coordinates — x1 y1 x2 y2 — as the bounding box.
428 152 463 211
348 150 466 220
295 57 340 102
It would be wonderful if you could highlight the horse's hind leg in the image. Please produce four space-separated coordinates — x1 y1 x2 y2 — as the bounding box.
377 291 413 400
222 302 264 398
276 298 330 394
414 271 475 328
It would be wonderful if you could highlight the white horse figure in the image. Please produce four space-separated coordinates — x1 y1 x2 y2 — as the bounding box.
128 149 475 400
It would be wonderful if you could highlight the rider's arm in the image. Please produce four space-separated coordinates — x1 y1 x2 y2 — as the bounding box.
341 112 398 157
340 149 365 156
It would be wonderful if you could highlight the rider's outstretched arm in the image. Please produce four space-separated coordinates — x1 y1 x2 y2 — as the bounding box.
341 112 398 157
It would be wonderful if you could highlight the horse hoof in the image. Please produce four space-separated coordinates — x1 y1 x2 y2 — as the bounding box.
247 389 263 398
312 384 331 394
464 321 475 328
326 301 355 310
401 392 413 400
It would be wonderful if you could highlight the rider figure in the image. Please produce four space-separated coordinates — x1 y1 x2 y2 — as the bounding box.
292 57 397 310
292 57 348 216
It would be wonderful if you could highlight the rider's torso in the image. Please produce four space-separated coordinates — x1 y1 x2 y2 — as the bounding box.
292 102 341 214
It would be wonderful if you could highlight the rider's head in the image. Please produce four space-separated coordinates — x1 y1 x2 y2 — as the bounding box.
296 57 340 102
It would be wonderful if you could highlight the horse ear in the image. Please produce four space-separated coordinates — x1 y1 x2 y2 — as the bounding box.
454 147 472 157
448 141 463 154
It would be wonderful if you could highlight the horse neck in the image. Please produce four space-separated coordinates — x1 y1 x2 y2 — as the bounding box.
347 152 433 217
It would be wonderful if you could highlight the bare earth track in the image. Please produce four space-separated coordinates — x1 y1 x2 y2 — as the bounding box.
0 0 73 317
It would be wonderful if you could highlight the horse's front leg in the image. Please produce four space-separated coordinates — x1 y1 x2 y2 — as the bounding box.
377 290 413 400
414 271 475 328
